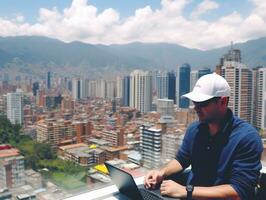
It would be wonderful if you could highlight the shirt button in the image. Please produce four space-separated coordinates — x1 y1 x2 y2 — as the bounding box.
206 146 210 150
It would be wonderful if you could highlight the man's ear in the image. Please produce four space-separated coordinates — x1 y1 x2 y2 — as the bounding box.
220 97 228 107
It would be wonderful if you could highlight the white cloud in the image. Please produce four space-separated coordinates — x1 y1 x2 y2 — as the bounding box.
191 0 219 19
0 0 266 50
15 15 24 23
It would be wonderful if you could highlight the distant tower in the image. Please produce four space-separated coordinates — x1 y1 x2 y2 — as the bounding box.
221 42 241 65
72 78 81 100
112 87 117 113
122 76 130 106
96 79 106 98
32 82 39 96
252 67 266 130
222 60 252 123
116 76 123 99
79 78 88 99
190 70 198 91
176 64 191 108
7 90 24 125
130 70 152 113
106 80 116 100
198 67 211 78
155 71 168 99
167 71 176 104
47 71 51 89
88 80 97 98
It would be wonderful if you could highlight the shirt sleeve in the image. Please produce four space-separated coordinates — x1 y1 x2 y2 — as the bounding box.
175 123 196 169
229 131 263 200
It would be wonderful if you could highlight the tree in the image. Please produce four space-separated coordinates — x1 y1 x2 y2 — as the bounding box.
35 143 56 160
0 114 13 143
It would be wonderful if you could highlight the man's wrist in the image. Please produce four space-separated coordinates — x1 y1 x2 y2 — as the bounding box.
159 168 166 178
186 184 194 199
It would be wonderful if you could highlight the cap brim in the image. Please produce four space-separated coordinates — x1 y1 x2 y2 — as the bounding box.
182 92 213 102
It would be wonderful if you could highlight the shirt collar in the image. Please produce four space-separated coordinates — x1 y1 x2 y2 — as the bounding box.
199 108 234 138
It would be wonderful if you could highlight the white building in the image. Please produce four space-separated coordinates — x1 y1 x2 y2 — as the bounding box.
7 90 23 125
80 78 88 99
116 76 123 99
72 78 80 100
252 67 266 130
155 71 168 99
130 70 152 114
106 80 116 100
140 127 162 169
96 79 106 99
88 80 96 98
222 61 252 123
190 70 198 91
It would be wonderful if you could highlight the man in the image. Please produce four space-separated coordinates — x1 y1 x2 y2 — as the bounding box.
144 73 263 200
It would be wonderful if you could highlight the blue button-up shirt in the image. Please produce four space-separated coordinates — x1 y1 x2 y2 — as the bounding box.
176 109 263 200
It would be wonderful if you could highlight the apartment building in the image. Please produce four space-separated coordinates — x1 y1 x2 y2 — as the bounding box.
0 145 25 189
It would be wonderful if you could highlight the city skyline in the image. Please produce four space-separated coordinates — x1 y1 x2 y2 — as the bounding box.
0 0 265 50
1 2 266 197
1 45 266 199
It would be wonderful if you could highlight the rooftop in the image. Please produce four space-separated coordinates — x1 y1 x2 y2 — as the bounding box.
0 145 20 158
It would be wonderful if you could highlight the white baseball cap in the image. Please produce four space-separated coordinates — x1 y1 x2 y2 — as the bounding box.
182 73 230 102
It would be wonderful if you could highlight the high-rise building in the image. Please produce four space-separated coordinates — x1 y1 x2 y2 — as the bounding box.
96 79 106 98
72 78 87 100
176 64 191 108
47 71 51 89
130 70 152 113
222 61 252 123
140 127 162 169
221 43 241 65
72 78 81 100
0 95 7 114
252 67 266 130
106 80 116 100
122 76 130 106
0 144 25 189
88 80 96 98
167 71 176 104
155 71 168 99
7 90 23 125
32 82 39 96
116 76 123 99
190 70 198 91
198 67 211 78
80 79 88 99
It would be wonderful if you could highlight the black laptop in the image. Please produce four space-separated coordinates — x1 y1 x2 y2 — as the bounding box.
104 162 179 200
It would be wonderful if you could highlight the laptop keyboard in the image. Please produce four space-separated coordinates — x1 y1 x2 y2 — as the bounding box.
139 188 164 200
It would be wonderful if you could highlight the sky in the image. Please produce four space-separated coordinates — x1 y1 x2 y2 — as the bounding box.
0 0 265 50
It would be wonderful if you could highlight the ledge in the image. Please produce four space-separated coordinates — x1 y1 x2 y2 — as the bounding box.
64 166 266 200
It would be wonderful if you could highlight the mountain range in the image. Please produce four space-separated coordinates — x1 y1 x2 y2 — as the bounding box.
0 36 266 76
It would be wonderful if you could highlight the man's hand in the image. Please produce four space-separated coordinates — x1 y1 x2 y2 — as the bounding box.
160 180 186 198
144 170 164 189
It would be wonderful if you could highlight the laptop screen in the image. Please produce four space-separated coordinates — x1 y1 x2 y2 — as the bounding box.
105 162 143 200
